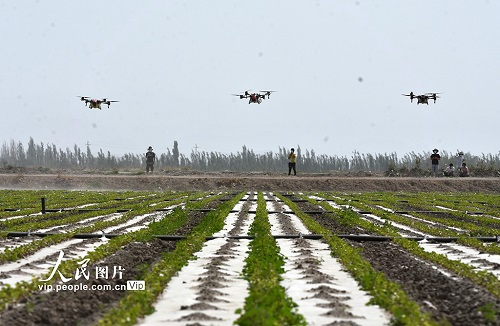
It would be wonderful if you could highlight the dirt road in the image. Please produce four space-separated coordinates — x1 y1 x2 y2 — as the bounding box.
0 173 499 192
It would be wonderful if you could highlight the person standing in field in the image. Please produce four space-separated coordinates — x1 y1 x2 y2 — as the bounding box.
288 148 297 176
456 151 465 175
145 146 156 174
430 148 441 177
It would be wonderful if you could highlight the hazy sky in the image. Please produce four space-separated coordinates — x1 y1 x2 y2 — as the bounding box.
1 1 499 158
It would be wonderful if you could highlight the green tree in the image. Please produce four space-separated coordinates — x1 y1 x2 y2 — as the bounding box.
173 141 179 167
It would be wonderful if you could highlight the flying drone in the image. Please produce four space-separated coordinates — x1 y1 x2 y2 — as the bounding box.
232 90 276 104
402 92 441 105
78 96 119 110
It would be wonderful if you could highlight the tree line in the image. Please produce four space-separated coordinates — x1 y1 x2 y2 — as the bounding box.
1 138 499 174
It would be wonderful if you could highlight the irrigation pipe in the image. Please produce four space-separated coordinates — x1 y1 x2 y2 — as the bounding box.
5 232 500 242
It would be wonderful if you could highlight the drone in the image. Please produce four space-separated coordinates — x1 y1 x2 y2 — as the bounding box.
232 90 276 104
402 92 440 105
78 96 119 110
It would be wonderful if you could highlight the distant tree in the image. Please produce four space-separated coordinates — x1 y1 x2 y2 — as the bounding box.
16 142 26 166
27 137 36 165
86 144 94 168
1 142 10 166
173 141 179 167
2 137 500 174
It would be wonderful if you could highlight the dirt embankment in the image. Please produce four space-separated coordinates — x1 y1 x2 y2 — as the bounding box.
0 173 499 192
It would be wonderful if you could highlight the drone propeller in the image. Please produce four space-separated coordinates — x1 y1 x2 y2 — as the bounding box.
101 98 119 103
402 93 415 102
103 100 119 108
78 96 90 101
260 90 276 98
232 91 253 99
425 93 441 103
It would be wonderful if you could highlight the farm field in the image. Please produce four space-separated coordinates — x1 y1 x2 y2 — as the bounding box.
1 183 500 325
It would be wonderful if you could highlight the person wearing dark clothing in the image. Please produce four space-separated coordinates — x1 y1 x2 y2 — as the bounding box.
430 149 441 176
288 148 297 175
145 146 156 173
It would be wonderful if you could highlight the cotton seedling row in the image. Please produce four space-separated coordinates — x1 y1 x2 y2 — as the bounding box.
317 196 500 278
0 210 177 288
0 191 209 282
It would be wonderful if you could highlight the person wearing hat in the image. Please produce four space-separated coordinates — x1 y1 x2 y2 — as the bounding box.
430 148 441 176
145 146 156 174
288 148 297 175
